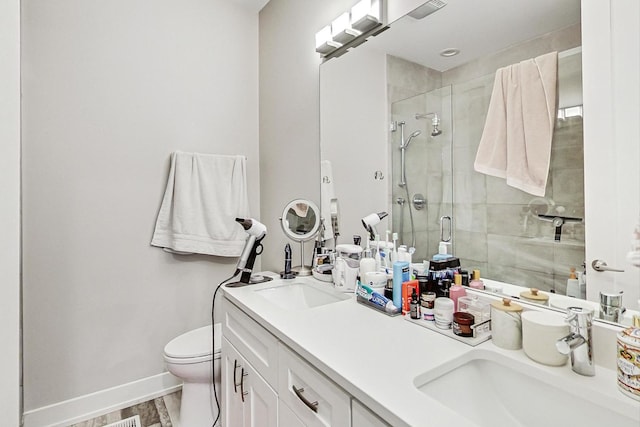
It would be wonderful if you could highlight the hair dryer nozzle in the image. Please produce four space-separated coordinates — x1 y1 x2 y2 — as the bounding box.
236 217 267 238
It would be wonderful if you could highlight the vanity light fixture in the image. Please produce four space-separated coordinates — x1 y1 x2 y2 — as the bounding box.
315 24 342 55
315 0 385 59
351 0 382 32
331 12 361 44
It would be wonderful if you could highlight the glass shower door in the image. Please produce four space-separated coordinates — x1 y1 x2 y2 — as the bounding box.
390 85 453 262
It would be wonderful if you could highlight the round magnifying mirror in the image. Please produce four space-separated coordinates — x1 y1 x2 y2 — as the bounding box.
280 199 320 276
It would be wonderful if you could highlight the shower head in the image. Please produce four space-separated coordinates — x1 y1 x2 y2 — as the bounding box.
415 112 443 137
402 130 422 148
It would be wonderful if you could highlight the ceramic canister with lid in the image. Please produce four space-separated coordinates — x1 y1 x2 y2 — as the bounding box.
521 310 570 366
617 327 640 401
519 288 549 306
491 298 523 350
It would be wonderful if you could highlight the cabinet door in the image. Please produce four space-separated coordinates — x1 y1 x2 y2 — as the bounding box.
243 357 278 427
278 400 306 427
352 400 391 427
222 338 244 427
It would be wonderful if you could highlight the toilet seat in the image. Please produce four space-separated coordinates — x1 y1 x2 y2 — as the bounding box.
164 323 221 363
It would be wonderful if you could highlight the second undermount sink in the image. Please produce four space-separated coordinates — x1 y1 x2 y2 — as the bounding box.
255 281 350 310
414 350 638 427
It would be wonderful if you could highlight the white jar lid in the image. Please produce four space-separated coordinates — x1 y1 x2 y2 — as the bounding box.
522 310 566 327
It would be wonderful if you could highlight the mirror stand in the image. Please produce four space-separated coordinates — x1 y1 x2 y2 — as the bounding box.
280 199 321 277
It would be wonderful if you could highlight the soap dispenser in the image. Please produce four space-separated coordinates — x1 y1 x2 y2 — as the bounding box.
566 267 580 298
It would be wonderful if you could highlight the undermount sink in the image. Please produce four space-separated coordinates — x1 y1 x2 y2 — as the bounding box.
255 281 350 310
414 350 638 427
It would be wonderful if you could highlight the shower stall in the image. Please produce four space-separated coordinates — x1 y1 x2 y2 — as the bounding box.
390 85 453 262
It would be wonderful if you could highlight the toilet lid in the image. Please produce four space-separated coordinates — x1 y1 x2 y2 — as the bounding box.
164 323 221 359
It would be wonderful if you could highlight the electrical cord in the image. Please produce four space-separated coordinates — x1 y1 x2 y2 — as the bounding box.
211 273 237 427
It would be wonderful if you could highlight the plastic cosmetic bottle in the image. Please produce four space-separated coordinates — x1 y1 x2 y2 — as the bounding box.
566 267 580 298
359 241 377 280
432 241 452 261
449 273 467 311
410 289 421 319
392 261 410 310
469 269 485 290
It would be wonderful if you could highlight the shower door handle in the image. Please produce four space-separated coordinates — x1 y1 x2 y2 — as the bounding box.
440 215 452 242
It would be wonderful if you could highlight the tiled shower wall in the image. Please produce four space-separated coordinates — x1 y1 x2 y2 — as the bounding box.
387 24 584 293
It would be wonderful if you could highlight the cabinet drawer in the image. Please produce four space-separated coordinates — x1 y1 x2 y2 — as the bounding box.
222 298 279 388
278 343 350 427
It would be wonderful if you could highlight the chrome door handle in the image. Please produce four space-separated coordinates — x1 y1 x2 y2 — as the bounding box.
233 359 240 393
292 385 319 413
592 259 625 273
240 367 248 402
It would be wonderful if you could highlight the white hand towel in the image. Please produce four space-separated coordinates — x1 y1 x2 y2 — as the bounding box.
151 151 250 256
474 51 558 196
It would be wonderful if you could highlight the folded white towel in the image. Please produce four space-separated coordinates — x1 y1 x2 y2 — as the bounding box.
151 151 250 256
474 51 558 197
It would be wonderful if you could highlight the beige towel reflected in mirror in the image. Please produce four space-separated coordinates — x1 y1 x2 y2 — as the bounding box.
474 51 558 197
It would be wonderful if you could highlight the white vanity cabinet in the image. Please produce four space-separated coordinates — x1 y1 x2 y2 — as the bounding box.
222 337 278 427
221 299 279 427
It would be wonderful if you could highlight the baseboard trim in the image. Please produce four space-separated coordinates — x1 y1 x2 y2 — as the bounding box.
22 372 182 427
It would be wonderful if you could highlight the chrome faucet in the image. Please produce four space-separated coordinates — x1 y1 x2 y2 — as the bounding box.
556 307 595 376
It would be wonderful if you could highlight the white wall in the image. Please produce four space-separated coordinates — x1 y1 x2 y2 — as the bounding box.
259 0 355 271
21 0 259 416
0 0 22 424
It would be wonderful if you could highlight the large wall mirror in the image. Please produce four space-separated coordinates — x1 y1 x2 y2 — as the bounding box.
320 0 640 324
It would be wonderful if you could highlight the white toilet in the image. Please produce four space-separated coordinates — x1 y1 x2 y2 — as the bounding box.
164 323 222 427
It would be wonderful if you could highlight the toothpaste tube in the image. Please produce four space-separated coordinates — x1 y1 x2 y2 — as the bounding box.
357 282 399 313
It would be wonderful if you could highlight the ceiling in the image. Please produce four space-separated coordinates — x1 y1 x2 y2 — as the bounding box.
366 0 581 71
231 0 271 13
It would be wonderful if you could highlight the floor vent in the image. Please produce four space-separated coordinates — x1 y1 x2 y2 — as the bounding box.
104 415 142 427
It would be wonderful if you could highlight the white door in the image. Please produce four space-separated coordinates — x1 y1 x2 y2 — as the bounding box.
583 0 640 311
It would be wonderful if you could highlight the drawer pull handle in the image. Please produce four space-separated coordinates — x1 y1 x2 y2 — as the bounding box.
233 360 240 393
240 367 247 403
292 385 318 413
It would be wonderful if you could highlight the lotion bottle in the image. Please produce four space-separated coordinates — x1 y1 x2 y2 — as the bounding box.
469 269 485 290
449 273 467 311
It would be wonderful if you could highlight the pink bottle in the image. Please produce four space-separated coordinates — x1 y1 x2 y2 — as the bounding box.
469 269 485 290
449 273 467 311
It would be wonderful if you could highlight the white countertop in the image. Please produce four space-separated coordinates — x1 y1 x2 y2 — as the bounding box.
222 274 640 427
